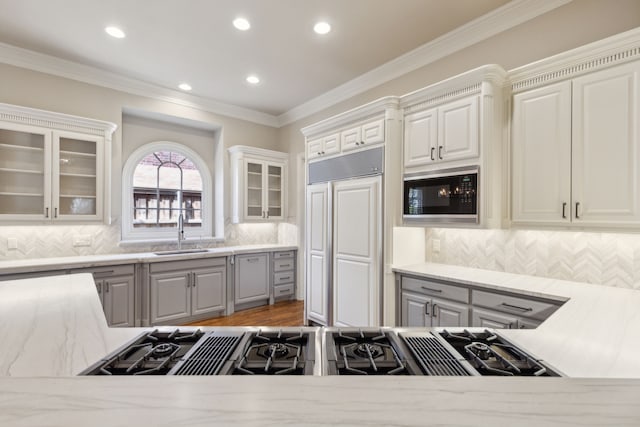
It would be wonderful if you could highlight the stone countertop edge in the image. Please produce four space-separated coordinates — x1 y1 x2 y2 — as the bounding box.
0 244 298 275
392 262 640 378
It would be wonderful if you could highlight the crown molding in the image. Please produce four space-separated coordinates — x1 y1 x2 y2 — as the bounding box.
0 101 117 138
300 96 399 138
227 145 289 160
0 42 280 128
509 26 640 92
277 0 572 127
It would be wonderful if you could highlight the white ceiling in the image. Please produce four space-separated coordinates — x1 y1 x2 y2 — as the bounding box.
0 1 516 115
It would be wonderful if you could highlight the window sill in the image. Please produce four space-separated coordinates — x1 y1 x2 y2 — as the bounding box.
118 236 224 248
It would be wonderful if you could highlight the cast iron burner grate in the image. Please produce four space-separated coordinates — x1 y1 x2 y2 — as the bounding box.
332 329 408 375
233 329 311 375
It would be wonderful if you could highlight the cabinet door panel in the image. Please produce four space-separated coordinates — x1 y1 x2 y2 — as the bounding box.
307 139 323 160
306 184 329 325
333 177 379 327
235 254 269 304
572 61 640 224
103 276 134 327
244 160 264 219
265 162 284 220
431 297 469 327
512 82 572 223
361 119 385 145
404 109 437 168
340 126 362 152
323 133 340 156
438 95 479 162
192 268 225 316
401 291 429 327
471 307 517 329
150 272 190 324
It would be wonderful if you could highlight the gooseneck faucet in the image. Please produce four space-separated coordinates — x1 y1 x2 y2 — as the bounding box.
178 213 184 250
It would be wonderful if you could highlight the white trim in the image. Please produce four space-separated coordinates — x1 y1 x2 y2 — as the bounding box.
278 0 572 126
0 1 570 129
509 26 640 92
121 141 213 242
0 42 279 128
227 145 290 160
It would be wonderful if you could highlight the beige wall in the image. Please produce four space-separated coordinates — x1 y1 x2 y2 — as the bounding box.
279 0 640 221
0 62 281 224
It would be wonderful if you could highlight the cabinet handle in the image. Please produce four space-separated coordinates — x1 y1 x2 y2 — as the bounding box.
317 152 322 156
432 304 438 318
45 207 49 218
562 202 567 219
278 288 289 294
54 207 58 218
425 302 430 316
430 147 435 161
438 146 443 160
192 273 196 288
500 302 533 312
321 151 325 155
280 264 291 268
96 283 102 294
247 257 260 263
360 140 365 145
355 142 359 146
104 282 109 293
575 202 580 219
280 276 291 281
420 286 442 294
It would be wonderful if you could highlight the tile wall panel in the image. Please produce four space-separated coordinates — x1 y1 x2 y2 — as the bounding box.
426 229 640 290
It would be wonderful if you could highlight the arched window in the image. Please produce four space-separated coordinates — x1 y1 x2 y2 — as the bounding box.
122 142 212 242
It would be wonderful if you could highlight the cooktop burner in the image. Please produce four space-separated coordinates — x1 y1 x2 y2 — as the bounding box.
228 329 316 375
325 329 422 375
80 329 205 375
439 329 561 376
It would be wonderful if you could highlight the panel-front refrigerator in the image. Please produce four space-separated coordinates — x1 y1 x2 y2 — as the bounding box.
305 147 382 327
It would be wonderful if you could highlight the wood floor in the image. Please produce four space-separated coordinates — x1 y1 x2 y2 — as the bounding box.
187 300 304 327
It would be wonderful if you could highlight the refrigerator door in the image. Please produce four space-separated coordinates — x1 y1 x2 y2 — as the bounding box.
305 182 330 325
332 175 381 327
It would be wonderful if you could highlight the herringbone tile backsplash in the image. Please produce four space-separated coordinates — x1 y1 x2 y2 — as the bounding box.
0 219 295 260
426 228 640 290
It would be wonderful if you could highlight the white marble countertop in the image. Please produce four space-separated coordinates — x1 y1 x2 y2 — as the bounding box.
393 262 640 378
0 244 298 275
1 376 639 426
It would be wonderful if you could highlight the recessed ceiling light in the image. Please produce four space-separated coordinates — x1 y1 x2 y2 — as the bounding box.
233 17 251 31
246 75 260 85
178 83 192 91
105 26 126 39
314 21 331 35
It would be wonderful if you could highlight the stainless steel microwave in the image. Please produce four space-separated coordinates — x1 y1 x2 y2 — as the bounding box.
403 167 478 224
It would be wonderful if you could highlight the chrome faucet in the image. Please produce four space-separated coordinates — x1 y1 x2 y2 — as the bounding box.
178 213 185 250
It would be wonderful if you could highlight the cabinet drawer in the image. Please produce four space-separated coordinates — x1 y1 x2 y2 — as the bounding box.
274 271 295 286
149 257 226 273
401 276 469 303
273 251 294 259
71 264 134 278
274 283 294 298
274 258 294 272
472 290 561 321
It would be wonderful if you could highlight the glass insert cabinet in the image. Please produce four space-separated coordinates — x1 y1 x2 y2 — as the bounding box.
228 145 288 223
0 103 116 222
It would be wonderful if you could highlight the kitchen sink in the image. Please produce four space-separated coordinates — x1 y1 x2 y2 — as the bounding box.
153 248 210 256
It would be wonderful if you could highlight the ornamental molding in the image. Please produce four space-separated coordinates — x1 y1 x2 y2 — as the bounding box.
509 27 640 92
0 102 117 138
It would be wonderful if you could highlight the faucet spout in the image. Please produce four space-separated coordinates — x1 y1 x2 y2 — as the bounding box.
178 213 184 250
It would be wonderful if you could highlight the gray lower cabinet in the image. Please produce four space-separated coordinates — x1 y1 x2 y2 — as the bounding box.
471 307 519 329
234 253 269 306
471 289 561 329
71 265 135 327
400 276 470 327
149 258 226 325
272 250 296 301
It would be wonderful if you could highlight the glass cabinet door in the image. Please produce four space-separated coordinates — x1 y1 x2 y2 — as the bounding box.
0 124 50 219
53 131 103 220
245 160 264 218
266 163 283 219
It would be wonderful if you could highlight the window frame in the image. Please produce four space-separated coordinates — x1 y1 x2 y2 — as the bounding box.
121 141 212 243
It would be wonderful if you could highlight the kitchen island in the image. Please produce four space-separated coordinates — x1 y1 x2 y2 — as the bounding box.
1 272 640 426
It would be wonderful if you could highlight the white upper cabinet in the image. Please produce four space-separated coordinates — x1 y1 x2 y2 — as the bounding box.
403 94 480 169
571 61 640 225
404 108 437 168
511 58 640 227
228 145 288 223
306 117 385 161
512 81 572 224
0 103 115 223
437 95 479 162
